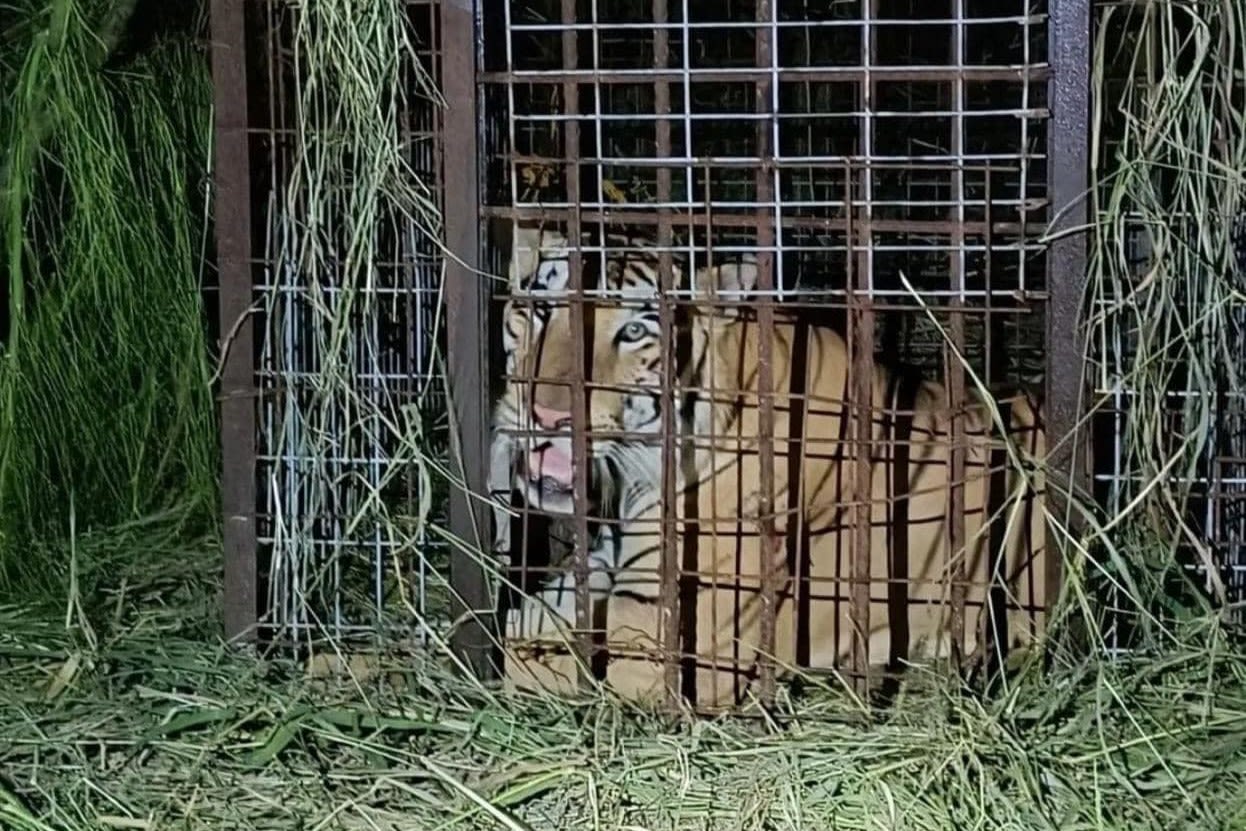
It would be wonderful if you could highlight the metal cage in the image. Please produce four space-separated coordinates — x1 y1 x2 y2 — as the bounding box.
1085 5 1246 651
473 0 1090 710
205 0 1246 711
209 0 1108 710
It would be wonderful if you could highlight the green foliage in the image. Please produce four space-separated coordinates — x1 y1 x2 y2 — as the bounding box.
0 1 217 598
0 600 1243 830
1070 0 1246 647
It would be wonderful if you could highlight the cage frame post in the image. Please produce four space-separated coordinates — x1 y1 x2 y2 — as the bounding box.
211 0 259 644
650 0 682 708
443 0 498 680
557 0 595 689
752 0 781 710
848 162 876 695
1046 0 1093 606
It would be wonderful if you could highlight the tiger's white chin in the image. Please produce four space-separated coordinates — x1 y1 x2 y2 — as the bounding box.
521 481 576 514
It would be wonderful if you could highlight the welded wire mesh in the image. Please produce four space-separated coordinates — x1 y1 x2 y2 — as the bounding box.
236 0 451 648
1086 2 1246 650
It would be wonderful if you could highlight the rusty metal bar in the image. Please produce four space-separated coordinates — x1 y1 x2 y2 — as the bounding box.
506 0 540 643
981 166 1007 666
443 0 496 679
849 0 880 688
1046 0 1092 609
701 163 722 706
849 164 875 692
753 0 780 707
480 67 1049 85
946 2 968 671
211 0 258 644
485 203 1044 239
651 0 682 707
561 0 594 686
503 157 1030 173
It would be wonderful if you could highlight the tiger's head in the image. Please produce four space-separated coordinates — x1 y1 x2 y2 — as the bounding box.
493 225 757 516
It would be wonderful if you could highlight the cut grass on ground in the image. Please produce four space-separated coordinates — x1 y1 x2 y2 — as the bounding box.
1 564 1244 831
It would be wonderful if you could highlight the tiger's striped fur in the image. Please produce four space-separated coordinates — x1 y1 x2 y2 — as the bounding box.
492 225 1049 709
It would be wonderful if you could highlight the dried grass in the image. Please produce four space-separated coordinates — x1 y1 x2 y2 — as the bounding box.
1 579 1244 831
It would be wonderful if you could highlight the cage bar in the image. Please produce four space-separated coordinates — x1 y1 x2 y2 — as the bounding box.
652 0 682 706
211 0 259 643
848 162 875 690
444 0 496 678
945 0 968 670
1046 0 1092 603
752 0 780 708
561 0 596 685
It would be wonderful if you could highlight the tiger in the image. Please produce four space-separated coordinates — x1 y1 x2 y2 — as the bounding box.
490 223 1049 710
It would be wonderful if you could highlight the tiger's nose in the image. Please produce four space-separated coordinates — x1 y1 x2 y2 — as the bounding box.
532 402 572 430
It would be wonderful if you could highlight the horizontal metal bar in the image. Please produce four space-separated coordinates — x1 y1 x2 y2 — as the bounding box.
499 290 1048 304
483 205 1046 236
508 16 1044 32
482 66 1048 84
504 154 1035 169
509 108 1049 122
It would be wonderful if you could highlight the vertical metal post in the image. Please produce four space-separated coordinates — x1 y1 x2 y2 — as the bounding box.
211 0 258 643
560 0 593 686
1046 0 1092 607
849 164 876 693
848 1 879 694
753 0 780 707
443 0 496 679
946 2 968 671
652 0 682 707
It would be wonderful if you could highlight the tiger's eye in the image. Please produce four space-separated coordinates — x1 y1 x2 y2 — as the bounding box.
618 321 647 342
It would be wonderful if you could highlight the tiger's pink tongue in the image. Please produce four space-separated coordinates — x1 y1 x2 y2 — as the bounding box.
529 445 573 488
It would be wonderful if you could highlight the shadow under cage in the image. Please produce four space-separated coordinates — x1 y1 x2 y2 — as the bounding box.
478 0 1090 711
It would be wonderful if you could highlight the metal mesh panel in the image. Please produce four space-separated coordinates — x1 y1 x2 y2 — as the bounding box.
1087 5 1246 650
1222 214 1246 613
484 0 1055 710
1090 220 1246 647
237 0 451 647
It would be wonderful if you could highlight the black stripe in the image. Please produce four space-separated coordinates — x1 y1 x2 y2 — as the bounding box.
786 324 812 671
622 493 661 518
676 317 705 703
615 542 664 574
1023 392 1042 629
885 366 920 675
983 398 1013 686
829 367 851 673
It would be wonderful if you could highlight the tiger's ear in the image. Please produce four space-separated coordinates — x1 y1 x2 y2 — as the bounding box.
508 224 568 290
695 258 759 301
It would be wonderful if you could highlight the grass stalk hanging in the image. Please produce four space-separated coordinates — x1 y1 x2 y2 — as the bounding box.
1081 0 1246 645
0 1 218 601
259 0 453 645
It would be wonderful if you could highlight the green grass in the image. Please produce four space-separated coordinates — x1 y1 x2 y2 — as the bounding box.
0 3 218 601
0 1 1244 828
247 0 451 639
1083 0 1246 629
0 555 1243 831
